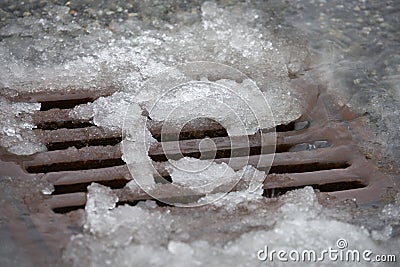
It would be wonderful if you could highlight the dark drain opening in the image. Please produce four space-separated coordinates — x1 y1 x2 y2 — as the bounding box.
267 162 350 174
53 205 86 214
40 98 95 111
36 120 94 130
53 195 173 214
274 120 310 132
150 148 243 162
151 121 309 142
154 175 172 183
263 181 366 198
46 137 122 151
150 119 229 142
26 158 125 173
151 146 272 162
53 179 128 195
275 121 297 132
116 199 173 208
152 128 229 142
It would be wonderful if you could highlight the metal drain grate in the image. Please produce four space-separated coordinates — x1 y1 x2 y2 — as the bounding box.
0 84 397 260
15 85 394 212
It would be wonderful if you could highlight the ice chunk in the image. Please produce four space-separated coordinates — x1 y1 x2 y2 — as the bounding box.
122 101 157 187
380 193 400 221
40 182 55 195
234 165 266 192
71 92 158 187
168 157 238 194
139 63 275 137
198 165 266 211
0 97 46 155
80 183 175 248
84 183 119 235
70 91 137 130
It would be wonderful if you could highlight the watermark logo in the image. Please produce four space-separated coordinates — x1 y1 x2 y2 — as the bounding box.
257 238 397 263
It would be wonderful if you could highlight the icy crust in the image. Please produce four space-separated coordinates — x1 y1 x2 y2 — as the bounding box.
0 0 309 94
0 97 46 155
0 0 308 154
64 185 397 267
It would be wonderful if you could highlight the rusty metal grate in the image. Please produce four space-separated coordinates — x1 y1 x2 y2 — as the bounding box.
0 85 397 261
15 87 397 211
7 85 390 211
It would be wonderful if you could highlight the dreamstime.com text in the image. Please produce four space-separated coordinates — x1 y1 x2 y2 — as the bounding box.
257 238 397 263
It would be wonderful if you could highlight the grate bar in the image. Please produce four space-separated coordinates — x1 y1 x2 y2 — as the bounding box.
265 169 362 189
44 165 130 185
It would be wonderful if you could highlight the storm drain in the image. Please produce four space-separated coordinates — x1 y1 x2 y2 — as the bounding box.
8 85 391 216
0 84 397 262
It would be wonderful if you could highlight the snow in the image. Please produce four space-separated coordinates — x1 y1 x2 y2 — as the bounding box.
63 185 399 267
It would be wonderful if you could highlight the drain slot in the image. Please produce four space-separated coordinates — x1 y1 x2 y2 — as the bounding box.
150 118 229 142
46 137 122 151
53 179 128 195
268 162 350 174
288 141 331 152
274 121 309 132
26 158 125 173
53 205 86 214
53 198 168 214
152 127 229 142
116 199 172 208
36 120 94 130
40 98 94 111
149 135 330 162
275 121 297 132
263 181 366 198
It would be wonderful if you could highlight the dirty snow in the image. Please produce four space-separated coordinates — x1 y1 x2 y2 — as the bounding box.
63 185 399 267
